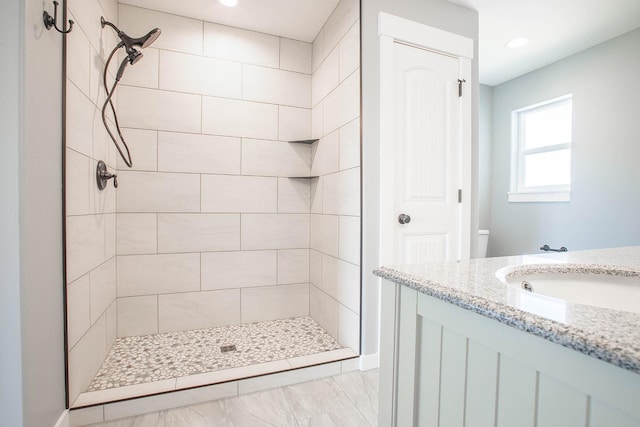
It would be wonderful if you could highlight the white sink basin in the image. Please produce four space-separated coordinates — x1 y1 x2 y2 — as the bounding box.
496 264 640 315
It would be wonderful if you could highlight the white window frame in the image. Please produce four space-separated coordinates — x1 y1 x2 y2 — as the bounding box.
508 94 572 203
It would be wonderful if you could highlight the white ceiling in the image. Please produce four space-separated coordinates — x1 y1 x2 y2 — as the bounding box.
449 0 640 86
119 0 640 86
118 0 339 43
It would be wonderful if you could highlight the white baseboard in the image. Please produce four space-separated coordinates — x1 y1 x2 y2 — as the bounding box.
53 409 69 427
359 353 380 371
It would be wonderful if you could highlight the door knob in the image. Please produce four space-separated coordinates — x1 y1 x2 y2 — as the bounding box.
398 213 411 224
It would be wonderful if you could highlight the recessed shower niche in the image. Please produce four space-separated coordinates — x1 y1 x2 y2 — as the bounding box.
64 0 361 408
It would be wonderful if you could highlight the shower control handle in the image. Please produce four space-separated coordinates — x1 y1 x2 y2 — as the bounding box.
398 213 411 224
96 160 118 190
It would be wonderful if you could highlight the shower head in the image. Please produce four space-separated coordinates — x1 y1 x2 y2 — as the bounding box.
100 17 160 169
100 17 161 54
115 49 143 81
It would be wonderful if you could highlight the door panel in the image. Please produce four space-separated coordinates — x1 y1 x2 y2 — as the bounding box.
403 233 448 264
394 42 461 264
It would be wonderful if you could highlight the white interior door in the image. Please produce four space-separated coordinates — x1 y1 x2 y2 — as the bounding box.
393 42 463 264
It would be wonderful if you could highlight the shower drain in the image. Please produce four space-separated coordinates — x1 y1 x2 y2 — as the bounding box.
220 344 237 353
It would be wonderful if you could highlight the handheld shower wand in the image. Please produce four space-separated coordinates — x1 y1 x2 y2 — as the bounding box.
100 17 161 168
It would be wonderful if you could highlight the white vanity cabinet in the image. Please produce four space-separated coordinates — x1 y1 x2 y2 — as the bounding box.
378 280 640 427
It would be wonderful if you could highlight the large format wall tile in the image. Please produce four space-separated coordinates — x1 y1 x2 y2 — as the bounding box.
201 175 277 213
68 0 114 56
339 23 360 82
157 132 241 175
241 284 310 323
310 214 339 257
312 49 339 107
241 214 310 250
242 139 311 177
339 216 361 266
68 314 107 403
339 118 360 171
243 65 311 109
280 38 312 74
117 213 157 255
278 249 310 285
66 148 92 216
92 2 362 342
322 0 359 58
66 19 91 97
117 295 158 337
338 304 360 352
312 102 324 140
311 131 340 176
117 171 200 213
158 290 241 332
321 255 360 314
310 178 323 214
66 82 95 158
203 23 279 68
278 178 311 213
117 86 202 133
322 168 360 216
157 214 240 253
118 128 158 172
119 5 204 55
66 214 107 282
309 285 339 340
323 72 360 134
92 108 118 170
120 48 159 89
117 253 200 297
201 251 277 290
159 50 242 98
310 250 323 288
67 275 91 349
279 106 312 142
312 28 325 72
202 97 278 140
89 258 116 325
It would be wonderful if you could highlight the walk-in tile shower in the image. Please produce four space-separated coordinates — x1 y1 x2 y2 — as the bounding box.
64 0 361 407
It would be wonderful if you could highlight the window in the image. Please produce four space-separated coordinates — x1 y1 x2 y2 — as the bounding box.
509 95 572 202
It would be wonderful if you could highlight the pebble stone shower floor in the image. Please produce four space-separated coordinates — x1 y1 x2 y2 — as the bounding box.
87 316 344 392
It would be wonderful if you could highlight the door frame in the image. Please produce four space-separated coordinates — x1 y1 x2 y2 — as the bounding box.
378 12 474 266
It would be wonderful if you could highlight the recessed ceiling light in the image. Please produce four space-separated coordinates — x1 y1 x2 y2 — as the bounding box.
219 0 238 6
506 38 529 49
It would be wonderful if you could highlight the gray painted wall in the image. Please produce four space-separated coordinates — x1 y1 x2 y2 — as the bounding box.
0 1 66 426
361 0 478 355
479 84 493 233
487 28 640 256
21 0 66 424
0 0 25 425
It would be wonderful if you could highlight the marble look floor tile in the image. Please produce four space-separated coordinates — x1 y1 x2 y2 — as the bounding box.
84 370 379 427
333 369 379 409
158 401 228 427
284 377 353 423
334 369 379 426
304 406 372 427
225 388 298 427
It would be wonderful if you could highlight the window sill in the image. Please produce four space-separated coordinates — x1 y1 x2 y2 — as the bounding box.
508 190 570 203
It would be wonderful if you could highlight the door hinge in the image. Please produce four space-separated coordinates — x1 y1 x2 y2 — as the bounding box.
458 189 462 203
457 79 466 97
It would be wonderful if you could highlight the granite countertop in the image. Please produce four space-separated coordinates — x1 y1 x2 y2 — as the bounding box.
374 246 640 374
